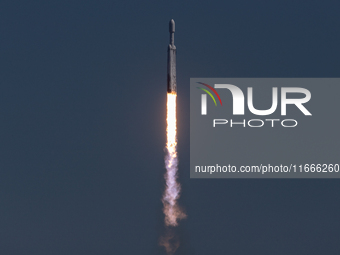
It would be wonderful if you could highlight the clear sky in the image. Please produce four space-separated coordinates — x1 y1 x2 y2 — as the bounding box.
1 0 340 254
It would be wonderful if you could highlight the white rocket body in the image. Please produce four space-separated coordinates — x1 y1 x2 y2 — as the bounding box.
167 19 176 93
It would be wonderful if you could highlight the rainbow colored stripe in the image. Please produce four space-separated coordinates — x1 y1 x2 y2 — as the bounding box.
196 82 222 106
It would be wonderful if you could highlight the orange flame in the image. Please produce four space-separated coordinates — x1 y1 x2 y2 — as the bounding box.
162 92 186 226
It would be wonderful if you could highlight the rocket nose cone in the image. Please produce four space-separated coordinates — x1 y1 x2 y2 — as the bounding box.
169 19 175 33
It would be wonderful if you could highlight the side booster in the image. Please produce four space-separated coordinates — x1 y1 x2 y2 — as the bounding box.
167 19 176 93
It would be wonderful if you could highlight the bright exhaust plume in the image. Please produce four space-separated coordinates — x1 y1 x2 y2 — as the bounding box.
162 92 186 227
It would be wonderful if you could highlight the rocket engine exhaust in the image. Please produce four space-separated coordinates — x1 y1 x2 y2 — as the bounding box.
163 92 186 226
161 19 186 255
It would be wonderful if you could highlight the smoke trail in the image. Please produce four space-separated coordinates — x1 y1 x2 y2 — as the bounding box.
159 229 179 255
161 92 186 254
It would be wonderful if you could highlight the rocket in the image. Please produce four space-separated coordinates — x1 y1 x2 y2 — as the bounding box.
167 19 176 93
